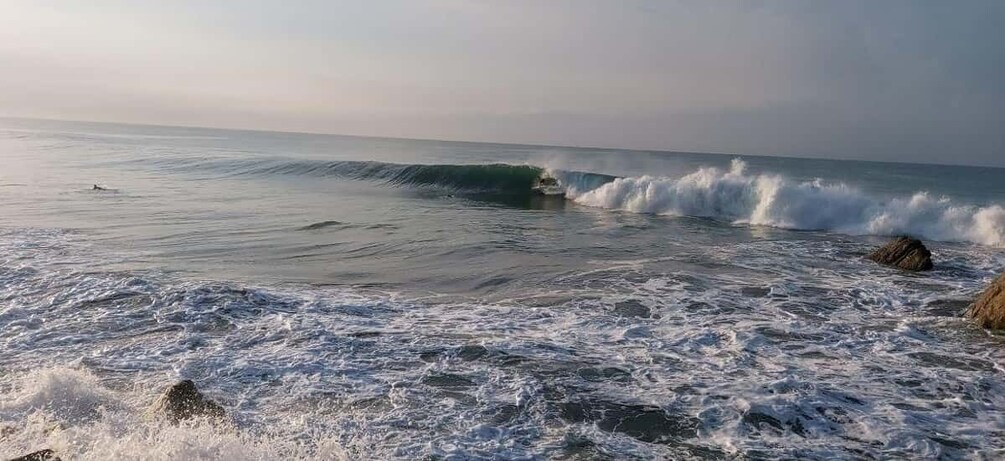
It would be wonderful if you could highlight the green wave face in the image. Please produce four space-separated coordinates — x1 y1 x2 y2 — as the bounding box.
135 156 618 204
230 159 610 195
377 163 546 192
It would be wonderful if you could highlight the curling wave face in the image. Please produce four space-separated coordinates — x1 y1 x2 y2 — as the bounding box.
141 157 615 197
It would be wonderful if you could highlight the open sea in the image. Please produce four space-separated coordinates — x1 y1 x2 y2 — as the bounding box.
1 117 1003 460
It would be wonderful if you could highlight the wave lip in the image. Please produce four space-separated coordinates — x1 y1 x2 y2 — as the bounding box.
571 159 1004 247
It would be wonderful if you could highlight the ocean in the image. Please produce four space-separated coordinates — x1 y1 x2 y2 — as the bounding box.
0 117 1003 460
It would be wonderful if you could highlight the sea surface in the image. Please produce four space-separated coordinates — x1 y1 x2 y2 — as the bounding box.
1 117 1003 460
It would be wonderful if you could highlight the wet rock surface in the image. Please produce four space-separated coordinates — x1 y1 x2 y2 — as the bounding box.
150 380 226 423
867 236 933 271
967 272 1005 330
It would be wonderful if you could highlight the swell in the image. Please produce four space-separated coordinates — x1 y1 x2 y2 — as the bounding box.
569 159 1005 247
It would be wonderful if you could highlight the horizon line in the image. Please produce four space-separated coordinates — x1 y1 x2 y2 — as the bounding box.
2 115 1002 170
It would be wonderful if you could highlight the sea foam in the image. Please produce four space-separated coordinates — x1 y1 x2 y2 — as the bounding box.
0 368 359 460
567 159 1005 247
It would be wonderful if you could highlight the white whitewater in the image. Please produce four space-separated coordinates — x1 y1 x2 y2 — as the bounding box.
567 159 1005 247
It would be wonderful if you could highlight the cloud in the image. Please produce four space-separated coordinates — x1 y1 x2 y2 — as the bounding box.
1 0 1002 166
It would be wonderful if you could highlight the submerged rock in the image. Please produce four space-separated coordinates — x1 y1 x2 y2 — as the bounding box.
967 273 1005 330
151 380 226 423
8 450 60 461
867 236 933 271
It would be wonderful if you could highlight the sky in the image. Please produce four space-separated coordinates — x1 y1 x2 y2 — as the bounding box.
1 0 1003 166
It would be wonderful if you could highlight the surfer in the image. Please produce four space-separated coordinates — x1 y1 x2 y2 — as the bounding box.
92 184 107 191
531 176 564 197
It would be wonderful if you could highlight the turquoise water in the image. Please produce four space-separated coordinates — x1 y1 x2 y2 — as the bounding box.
1 118 1003 459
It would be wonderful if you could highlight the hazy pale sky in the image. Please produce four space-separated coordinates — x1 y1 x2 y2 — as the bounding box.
2 1 1003 166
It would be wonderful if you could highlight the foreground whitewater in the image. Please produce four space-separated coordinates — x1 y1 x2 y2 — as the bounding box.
1 119 1004 459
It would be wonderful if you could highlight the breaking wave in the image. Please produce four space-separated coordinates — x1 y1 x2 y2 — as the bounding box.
568 159 1005 247
144 156 1003 246
146 157 614 196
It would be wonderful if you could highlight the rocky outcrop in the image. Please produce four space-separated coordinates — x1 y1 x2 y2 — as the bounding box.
8 450 60 461
967 273 1005 330
868 236 933 271
151 380 225 423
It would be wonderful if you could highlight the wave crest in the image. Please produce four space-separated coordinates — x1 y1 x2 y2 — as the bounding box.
571 159 1004 247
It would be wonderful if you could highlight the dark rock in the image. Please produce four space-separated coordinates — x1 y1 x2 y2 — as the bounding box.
151 380 226 423
8 450 60 461
967 272 1005 330
867 236 933 271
